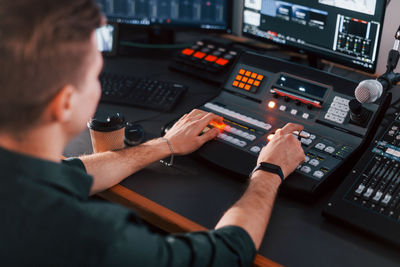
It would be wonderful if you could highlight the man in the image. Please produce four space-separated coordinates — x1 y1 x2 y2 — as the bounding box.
0 0 305 266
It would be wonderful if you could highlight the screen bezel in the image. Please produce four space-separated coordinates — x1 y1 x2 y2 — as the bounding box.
242 0 388 73
105 1 233 34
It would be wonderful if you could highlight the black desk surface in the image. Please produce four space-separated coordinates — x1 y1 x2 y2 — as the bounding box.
64 41 400 266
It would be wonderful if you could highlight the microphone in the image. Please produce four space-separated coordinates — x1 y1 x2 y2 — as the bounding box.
354 79 383 103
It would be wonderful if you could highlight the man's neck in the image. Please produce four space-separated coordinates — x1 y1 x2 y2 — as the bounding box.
0 125 66 163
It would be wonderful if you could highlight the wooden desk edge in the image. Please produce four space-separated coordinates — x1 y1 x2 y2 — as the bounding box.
98 184 282 267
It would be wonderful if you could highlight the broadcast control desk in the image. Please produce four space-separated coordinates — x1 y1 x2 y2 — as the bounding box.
64 52 400 267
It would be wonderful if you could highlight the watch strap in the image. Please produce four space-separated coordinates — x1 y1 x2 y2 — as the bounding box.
250 162 284 182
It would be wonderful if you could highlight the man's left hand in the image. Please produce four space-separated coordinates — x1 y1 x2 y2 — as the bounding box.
164 109 223 155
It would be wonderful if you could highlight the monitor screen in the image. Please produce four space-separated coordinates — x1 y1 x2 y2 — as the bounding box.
96 0 232 32
242 0 387 72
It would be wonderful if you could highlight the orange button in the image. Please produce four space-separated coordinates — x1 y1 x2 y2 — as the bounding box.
182 48 194 56
244 84 251 91
257 74 264 81
232 80 239 87
251 73 258 79
242 77 249 83
254 80 260 87
216 58 229 66
236 75 243 80
239 69 246 75
248 79 254 85
205 55 217 62
239 83 245 88
193 51 206 59
245 71 252 77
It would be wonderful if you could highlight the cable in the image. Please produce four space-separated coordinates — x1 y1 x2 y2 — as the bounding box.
119 41 190 49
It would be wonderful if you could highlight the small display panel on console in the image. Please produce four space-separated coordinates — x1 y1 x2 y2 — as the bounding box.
277 74 328 100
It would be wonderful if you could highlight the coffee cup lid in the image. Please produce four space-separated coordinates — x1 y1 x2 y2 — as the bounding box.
87 112 125 132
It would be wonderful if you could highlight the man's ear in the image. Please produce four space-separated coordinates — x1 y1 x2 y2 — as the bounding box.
47 85 76 123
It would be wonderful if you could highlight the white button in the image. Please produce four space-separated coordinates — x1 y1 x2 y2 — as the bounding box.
231 138 240 145
309 159 320 166
338 111 347 118
279 105 287 111
301 138 312 146
336 117 344 124
305 156 310 163
301 166 312 174
315 143 326 150
238 141 247 147
248 134 257 141
250 146 261 153
299 131 311 138
302 113 310 119
229 127 237 134
225 136 234 142
218 133 227 139
324 146 335 154
310 134 316 140
236 130 244 136
290 109 298 115
313 171 324 179
242 132 250 139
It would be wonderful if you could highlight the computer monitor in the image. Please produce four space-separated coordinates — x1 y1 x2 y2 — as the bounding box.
96 0 232 32
242 0 387 73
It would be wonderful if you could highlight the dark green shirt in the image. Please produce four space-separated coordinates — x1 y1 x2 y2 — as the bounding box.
0 147 256 266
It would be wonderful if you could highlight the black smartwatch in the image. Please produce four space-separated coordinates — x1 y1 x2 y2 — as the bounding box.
250 162 284 182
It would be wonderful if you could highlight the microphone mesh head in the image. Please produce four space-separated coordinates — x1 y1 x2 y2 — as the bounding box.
355 79 383 103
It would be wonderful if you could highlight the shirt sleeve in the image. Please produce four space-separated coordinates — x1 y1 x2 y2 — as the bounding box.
61 157 87 173
102 213 256 267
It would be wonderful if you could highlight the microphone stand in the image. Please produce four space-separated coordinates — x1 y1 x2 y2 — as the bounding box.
378 26 400 91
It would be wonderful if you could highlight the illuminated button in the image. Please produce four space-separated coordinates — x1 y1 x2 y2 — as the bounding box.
313 171 324 179
256 74 264 81
236 75 243 80
216 58 229 66
232 81 239 87
309 159 320 167
244 84 251 91
251 73 257 79
302 113 310 119
267 134 274 141
253 81 261 87
205 55 217 62
290 109 298 115
182 48 194 56
245 71 252 77
250 146 261 153
239 69 246 75
299 131 311 138
239 83 245 88
242 77 249 83
300 166 312 174
279 105 287 111
248 79 254 85
193 51 206 59
268 101 276 109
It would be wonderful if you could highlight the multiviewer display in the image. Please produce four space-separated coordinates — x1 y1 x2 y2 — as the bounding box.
96 0 231 32
243 0 387 72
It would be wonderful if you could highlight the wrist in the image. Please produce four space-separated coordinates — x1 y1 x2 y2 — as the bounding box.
250 171 282 188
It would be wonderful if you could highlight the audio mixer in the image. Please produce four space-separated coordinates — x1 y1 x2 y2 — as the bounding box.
323 113 400 246
193 51 390 197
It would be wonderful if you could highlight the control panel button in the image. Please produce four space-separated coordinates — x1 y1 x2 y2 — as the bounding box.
302 113 310 119
324 146 335 154
313 171 324 179
250 146 261 153
290 109 298 115
309 159 320 167
300 166 312 174
305 156 310 163
315 143 326 150
279 105 287 111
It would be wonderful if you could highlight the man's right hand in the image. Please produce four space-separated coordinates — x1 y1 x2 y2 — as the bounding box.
257 123 306 179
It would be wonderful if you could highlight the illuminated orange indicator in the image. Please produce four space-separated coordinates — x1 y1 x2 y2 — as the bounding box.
236 75 243 80
245 71 252 77
239 83 245 88
232 81 239 87
253 80 261 87
251 73 258 79
216 58 229 66
193 51 206 59
257 74 264 81
210 121 226 131
182 48 194 56
239 69 246 75
248 79 254 85
205 55 217 62
268 101 276 109
244 84 251 91
267 134 274 141
242 77 249 83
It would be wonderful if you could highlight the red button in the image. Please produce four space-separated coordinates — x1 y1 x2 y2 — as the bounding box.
193 52 206 59
216 58 229 66
182 48 194 56
205 55 218 62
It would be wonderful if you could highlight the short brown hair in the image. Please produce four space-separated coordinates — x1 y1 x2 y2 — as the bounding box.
0 0 103 132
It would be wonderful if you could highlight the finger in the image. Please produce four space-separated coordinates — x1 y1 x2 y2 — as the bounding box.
280 123 304 135
197 113 223 128
198 127 219 143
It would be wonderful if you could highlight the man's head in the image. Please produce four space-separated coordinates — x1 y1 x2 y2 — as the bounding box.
0 0 103 137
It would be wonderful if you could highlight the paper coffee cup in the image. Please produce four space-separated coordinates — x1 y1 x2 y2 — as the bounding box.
87 112 125 153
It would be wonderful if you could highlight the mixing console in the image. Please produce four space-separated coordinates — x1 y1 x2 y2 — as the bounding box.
193 51 390 197
324 114 400 245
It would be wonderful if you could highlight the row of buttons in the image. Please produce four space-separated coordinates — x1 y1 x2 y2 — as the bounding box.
223 125 256 141
217 133 247 147
315 143 336 154
299 166 326 179
324 96 350 124
204 103 272 131
278 105 310 120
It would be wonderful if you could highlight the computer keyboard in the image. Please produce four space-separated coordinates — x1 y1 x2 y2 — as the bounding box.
99 73 188 111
